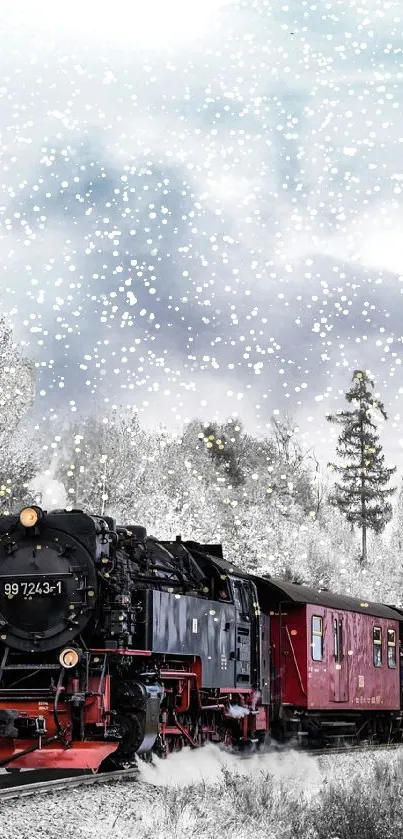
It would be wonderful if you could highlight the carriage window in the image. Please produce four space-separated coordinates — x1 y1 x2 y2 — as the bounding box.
311 616 323 661
338 619 343 660
387 628 396 668
333 618 339 659
332 617 343 662
373 626 382 667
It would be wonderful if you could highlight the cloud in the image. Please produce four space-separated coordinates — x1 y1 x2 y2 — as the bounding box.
1 0 232 48
0 0 402 471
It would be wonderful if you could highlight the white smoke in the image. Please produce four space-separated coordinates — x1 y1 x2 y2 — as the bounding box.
227 704 250 719
137 742 322 793
28 471 68 510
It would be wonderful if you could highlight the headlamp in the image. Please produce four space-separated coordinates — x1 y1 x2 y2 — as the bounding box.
59 648 80 669
19 506 43 528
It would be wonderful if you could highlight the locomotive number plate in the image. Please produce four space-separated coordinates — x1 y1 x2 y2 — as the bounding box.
1 579 65 597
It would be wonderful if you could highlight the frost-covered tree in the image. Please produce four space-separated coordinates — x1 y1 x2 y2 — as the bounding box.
269 415 316 515
0 318 35 443
198 421 245 487
387 480 403 601
0 318 36 511
390 480 403 554
327 370 396 565
53 409 150 516
0 428 40 514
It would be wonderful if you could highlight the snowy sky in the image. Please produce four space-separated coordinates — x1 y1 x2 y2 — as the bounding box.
1 0 403 469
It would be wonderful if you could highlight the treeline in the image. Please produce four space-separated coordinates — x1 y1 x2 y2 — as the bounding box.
1 317 402 604
1 406 400 605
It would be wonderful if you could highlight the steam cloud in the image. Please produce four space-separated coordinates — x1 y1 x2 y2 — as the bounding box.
137 742 322 793
28 472 68 510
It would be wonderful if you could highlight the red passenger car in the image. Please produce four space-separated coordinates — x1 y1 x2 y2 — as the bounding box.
254 577 402 745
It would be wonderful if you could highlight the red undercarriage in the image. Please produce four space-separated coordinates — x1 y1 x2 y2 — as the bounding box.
0 654 268 771
0 741 119 770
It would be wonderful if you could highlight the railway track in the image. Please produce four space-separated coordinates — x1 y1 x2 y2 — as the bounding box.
0 766 141 802
0 741 402 801
309 741 403 758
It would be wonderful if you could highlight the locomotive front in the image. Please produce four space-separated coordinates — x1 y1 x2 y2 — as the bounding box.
0 507 125 771
0 507 98 653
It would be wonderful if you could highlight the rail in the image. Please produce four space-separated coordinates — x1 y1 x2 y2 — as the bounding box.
0 767 140 802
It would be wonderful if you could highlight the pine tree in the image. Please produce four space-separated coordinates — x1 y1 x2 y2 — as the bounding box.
327 370 396 565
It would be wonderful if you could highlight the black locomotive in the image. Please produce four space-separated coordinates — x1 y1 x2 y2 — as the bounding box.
0 507 269 770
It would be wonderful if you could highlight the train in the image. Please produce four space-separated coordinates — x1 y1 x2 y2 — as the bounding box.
0 505 402 772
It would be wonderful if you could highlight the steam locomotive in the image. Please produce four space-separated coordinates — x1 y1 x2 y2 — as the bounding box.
0 506 402 772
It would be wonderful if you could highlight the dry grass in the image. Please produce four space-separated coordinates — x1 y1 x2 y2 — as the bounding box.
309 757 403 839
130 752 403 839
2 749 402 839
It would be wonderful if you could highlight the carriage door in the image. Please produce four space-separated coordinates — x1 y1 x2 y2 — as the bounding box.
330 613 349 702
233 580 256 687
